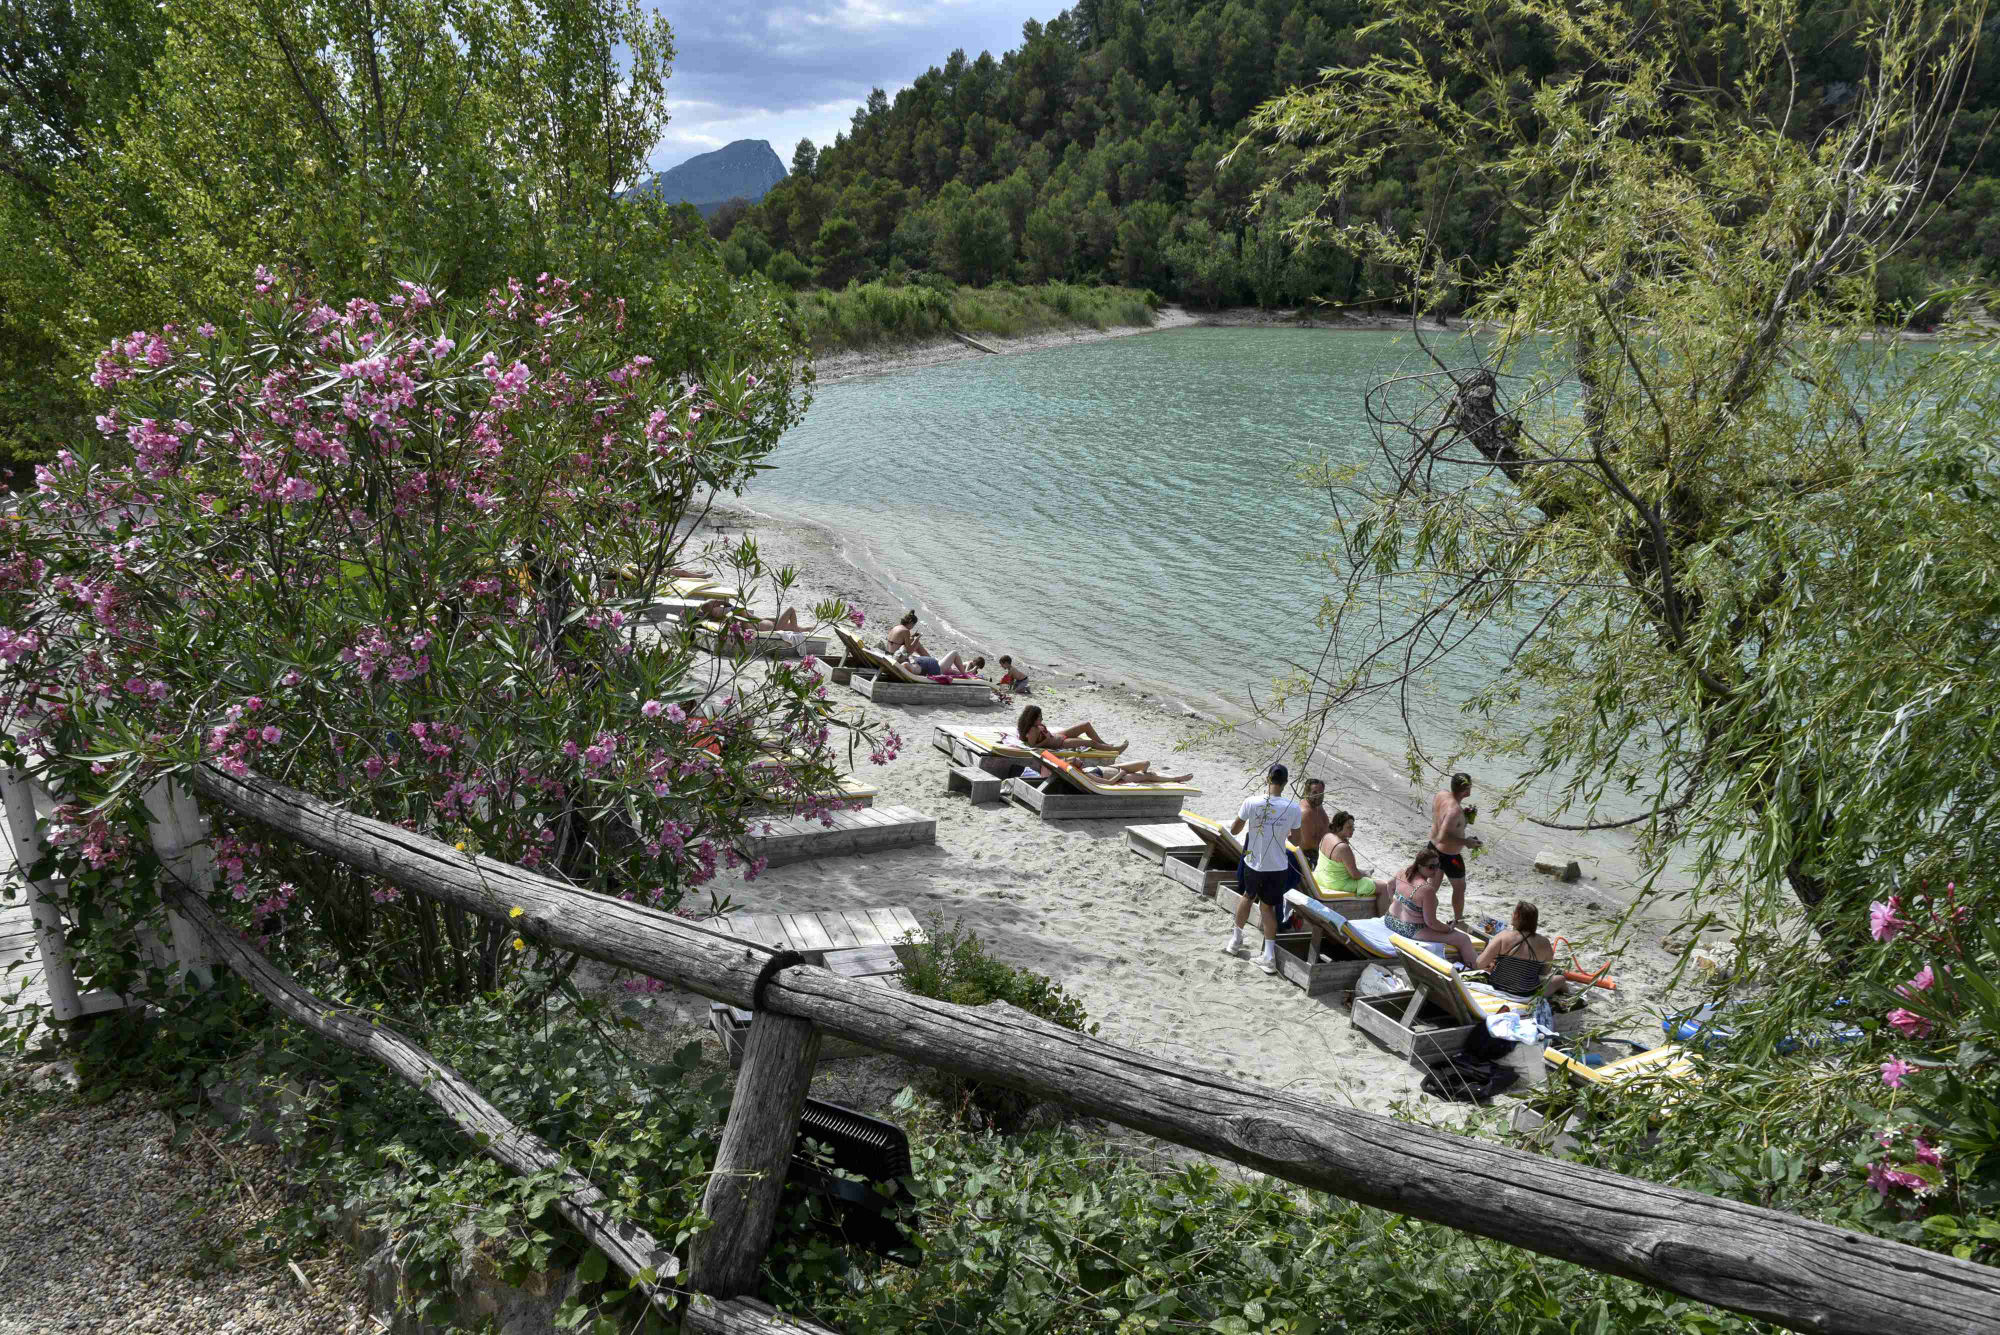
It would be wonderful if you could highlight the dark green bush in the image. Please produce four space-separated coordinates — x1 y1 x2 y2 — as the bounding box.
898 917 1093 1130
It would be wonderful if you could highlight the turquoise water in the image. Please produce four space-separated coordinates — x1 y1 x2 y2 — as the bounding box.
747 326 1509 774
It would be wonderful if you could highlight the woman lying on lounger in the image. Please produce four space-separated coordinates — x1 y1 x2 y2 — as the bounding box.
698 599 804 632
1016 704 1126 753
899 650 985 679
1080 759 1192 785
1313 810 1388 906
1383 847 1483 965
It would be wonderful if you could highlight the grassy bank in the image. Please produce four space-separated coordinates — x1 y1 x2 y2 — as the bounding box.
791 280 1156 352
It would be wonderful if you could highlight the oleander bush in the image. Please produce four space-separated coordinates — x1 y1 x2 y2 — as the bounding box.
0 269 874 1023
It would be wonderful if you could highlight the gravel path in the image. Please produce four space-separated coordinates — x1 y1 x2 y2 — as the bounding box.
0 1060 371 1335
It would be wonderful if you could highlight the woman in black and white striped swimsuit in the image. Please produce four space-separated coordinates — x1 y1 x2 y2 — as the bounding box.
1475 901 1567 997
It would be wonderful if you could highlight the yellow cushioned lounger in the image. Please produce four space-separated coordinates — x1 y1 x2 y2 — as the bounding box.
666 576 744 601
1179 809 1313 881
1038 751 1202 798
1543 1042 1698 1090
948 726 1116 763
834 629 991 689
1389 933 1517 1025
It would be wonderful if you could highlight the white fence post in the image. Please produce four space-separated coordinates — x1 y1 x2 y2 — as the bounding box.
142 779 215 988
2 766 87 1021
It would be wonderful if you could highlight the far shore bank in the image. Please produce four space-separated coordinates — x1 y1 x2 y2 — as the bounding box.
810 303 1481 384
810 301 1976 384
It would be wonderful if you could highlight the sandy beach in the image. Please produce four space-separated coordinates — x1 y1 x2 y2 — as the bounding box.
596 495 1712 1130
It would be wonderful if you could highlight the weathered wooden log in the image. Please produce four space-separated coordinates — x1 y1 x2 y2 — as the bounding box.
161 880 684 1310
690 1012 821 1298
684 1295 839 1334
189 763 2000 1335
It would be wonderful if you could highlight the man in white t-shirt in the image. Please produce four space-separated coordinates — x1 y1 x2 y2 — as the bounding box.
1223 762 1304 974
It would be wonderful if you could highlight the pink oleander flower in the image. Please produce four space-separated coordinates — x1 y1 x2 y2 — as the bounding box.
1914 1138 1945 1167
641 699 663 718
1867 1162 1932 1198
1870 898 1906 942
1880 1057 1914 1089
1897 964 1936 999
1886 1008 1932 1039
847 608 865 628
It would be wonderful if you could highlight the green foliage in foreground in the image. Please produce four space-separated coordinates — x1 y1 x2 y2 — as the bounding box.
774 1108 1769 1335
42 959 2000 1335
787 280 1156 353
897 917 1098 1131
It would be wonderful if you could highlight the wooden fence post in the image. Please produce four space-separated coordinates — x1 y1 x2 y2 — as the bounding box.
142 779 215 988
3 766 85 1021
688 1009 821 1298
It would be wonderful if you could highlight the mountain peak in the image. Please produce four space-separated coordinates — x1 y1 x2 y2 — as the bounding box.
631 140 785 215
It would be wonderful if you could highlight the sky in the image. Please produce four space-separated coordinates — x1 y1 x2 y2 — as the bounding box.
644 1 1065 177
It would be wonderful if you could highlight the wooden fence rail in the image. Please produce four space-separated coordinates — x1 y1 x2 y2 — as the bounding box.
175 763 2000 1335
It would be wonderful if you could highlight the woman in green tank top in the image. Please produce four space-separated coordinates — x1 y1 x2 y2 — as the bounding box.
1312 811 1386 909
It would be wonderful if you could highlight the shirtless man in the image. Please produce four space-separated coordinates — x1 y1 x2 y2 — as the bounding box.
1297 778 1331 870
1428 771 1482 924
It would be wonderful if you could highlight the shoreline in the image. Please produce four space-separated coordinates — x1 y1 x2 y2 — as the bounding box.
659 496 1706 1120
809 301 1968 385
809 303 1478 385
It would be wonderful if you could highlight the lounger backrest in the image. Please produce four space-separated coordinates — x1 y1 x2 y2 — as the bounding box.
1179 810 1244 864
1543 1043 1695 1090
1388 933 1517 1026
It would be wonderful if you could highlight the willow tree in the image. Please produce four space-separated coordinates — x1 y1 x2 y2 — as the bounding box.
1239 0 1999 927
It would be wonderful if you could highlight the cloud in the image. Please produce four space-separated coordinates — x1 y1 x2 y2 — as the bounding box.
645 1 1060 174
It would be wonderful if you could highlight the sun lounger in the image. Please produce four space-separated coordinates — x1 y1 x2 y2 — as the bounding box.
1349 931 1518 1063
1273 891 1399 996
1543 1041 1698 1091
1176 810 1316 912
834 629 998 707
1002 751 1199 821
931 724 1117 775
698 617 829 660
748 763 878 809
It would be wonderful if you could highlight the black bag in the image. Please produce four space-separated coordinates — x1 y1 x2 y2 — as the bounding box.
1420 1051 1521 1103
1461 1021 1518 1063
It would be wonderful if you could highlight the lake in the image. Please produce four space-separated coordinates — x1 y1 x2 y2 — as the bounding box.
745 325 1527 783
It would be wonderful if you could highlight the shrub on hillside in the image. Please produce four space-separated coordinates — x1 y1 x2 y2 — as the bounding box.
898 917 1094 1131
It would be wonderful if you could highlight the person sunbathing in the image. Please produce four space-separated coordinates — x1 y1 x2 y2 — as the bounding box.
1383 847 1483 965
699 599 802 633
886 610 929 658
1016 704 1125 752
1313 810 1388 905
1080 759 1192 785
901 650 984 679
1474 900 1566 996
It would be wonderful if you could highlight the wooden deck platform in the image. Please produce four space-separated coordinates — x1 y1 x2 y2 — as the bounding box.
1124 822 1205 866
736 804 936 867
1001 777 1186 822
707 909 928 1066
848 673 998 708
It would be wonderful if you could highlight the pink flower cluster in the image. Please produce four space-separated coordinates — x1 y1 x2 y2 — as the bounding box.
343 628 433 684
206 697 283 778
47 804 129 870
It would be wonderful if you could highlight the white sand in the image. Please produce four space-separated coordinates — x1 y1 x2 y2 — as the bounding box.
640 504 1709 1124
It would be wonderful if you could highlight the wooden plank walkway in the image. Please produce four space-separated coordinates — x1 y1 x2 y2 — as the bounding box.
737 804 935 868
708 906 929 1066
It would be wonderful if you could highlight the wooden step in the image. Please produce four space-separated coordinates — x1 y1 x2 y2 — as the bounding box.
736 805 937 867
